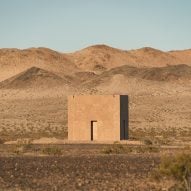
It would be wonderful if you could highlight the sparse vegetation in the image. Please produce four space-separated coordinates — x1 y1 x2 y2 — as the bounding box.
1 144 191 190
102 143 128 154
129 126 191 146
42 146 62 156
13 139 33 155
143 138 153 145
152 152 191 191
102 143 160 154
0 97 67 141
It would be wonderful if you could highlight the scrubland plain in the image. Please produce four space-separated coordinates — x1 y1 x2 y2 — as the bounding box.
0 45 191 190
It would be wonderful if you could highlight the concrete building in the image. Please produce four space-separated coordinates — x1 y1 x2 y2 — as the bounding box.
68 95 129 141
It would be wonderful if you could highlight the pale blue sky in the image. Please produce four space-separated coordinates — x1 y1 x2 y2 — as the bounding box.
0 0 191 52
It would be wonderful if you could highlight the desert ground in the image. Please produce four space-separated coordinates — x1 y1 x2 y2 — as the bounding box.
0 144 190 191
0 45 191 190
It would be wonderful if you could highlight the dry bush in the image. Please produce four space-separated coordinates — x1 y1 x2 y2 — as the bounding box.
102 143 130 154
152 152 191 191
42 146 62 156
143 138 153 145
12 139 33 155
136 146 160 153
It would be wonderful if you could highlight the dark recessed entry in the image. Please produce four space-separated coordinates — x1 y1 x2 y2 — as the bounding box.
91 121 97 141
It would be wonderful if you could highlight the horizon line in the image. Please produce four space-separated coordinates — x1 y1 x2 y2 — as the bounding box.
0 44 191 53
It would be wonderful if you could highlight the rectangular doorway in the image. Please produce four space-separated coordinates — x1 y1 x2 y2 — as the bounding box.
91 121 97 141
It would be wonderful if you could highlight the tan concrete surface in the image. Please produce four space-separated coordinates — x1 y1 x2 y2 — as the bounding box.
68 95 121 141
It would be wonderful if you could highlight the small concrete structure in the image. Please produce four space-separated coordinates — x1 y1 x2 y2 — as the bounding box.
68 95 129 141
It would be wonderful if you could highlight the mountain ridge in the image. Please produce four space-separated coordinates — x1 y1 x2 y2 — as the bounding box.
0 44 191 82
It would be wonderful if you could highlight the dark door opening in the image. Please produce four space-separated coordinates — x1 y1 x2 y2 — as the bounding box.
123 120 126 140
91 121 97 141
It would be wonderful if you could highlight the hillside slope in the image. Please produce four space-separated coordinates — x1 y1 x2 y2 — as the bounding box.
83 64 191 87
0 47 80 82
0 67 70 89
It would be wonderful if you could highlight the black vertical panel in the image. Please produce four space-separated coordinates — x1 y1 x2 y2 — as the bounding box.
120 95 129 140
91 121 93 141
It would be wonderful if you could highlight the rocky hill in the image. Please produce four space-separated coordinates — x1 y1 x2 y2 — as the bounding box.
1 45 191 82
0 67 70 89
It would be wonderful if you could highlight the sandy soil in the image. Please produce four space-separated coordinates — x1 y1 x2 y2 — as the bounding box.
0 80 190 144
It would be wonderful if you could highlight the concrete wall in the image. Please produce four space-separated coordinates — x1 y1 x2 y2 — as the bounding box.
68 95 120 141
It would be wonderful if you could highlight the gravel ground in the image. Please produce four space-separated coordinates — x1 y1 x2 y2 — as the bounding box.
0 154 162 191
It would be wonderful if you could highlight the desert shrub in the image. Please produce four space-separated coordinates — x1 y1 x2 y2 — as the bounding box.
143 138 153 145
42 146 62 156
13 139 33 154
169 183 189 191
137 146 160 153
18 139 32 150
23 143 33 150
153 153 191 191
13 146 24 155
153 137 170 146
0 138 4 144
102 143 132 154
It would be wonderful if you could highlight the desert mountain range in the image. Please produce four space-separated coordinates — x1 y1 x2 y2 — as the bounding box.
0 44 191 89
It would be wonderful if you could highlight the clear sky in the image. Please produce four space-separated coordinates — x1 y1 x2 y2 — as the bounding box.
0 0 191 52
